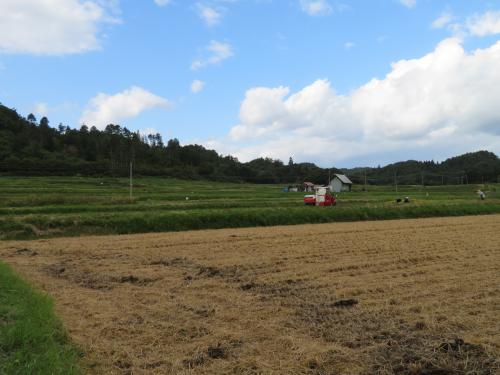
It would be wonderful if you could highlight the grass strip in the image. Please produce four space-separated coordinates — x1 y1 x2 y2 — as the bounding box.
0 261 81 374
2 202 499 240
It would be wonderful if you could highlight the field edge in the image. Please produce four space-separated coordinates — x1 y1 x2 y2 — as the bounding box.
0 261 82 375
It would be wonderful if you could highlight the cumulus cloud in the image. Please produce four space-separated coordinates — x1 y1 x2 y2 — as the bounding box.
399 0 416 8
196 3 223 26
300 0 332 16
465 11 500 37
79 86 172 129
191 80 205 93
191 40 233 70
0 0 119 55
210 38 500 164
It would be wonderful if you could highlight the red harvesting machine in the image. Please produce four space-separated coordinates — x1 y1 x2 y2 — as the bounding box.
304 186 336 206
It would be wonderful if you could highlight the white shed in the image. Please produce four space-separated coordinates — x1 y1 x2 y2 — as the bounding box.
329 174 353 193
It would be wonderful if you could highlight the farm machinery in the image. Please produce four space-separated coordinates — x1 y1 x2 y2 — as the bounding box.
304 186 336 206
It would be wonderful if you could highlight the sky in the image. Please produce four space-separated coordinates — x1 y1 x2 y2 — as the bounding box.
1 0 500 167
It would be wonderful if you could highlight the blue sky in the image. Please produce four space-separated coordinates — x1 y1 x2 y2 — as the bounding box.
1 0 500 167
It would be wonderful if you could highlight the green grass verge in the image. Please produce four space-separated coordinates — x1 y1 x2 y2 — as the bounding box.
0 261 81 375
2 202 499 240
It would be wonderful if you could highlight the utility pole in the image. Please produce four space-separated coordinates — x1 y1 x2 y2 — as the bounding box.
364 169 367 192
129 161 133 202
328 169 331 186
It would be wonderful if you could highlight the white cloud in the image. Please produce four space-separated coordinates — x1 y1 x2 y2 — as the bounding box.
33 102 49 117
191 80 205 93
431 11 453 29
0 0 119 55
79 86 172 129
399 0 416 9
196 3 223 26
466 11 500 37
191 40 233 70
300 0 332 16
344 41 355 49
154 0 172 6
209 38 500 164
433 10 500 38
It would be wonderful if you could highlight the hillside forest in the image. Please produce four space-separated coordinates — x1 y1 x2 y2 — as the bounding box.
1 104 499 185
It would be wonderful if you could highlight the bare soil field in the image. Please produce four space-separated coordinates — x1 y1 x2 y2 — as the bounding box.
1 215 499 374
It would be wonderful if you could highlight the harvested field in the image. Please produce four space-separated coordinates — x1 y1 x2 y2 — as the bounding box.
1 215 499 374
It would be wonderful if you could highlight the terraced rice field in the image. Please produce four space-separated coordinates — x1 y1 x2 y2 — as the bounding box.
1 177 499 240
1 215 499 374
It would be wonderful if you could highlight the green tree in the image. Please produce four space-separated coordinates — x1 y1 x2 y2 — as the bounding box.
27 113 37 123
40 117 49 128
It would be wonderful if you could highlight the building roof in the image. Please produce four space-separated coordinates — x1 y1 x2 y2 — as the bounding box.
303 181 315 186
332 174 353 185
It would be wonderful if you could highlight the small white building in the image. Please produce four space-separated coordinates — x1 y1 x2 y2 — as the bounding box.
329 174 353 193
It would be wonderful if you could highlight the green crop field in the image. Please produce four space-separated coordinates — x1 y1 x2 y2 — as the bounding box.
0 176 499 240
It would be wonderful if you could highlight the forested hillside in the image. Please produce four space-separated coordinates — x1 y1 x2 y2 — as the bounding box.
0 104 333 183
1 104 499 184
344 151 500 185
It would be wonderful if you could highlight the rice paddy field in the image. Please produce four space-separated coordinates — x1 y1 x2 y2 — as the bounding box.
0 176 499 240
1 215 499 374
0 177 499 374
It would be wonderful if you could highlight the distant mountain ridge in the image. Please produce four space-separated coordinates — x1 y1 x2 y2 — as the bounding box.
342 151 500 185
1 104 499 184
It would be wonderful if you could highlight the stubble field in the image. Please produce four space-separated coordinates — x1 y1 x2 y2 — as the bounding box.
1 215 499 374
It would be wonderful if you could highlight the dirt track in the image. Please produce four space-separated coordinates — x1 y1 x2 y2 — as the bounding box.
1 216 499 374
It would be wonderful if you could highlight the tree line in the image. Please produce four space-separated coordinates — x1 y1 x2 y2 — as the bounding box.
1 104 499 184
